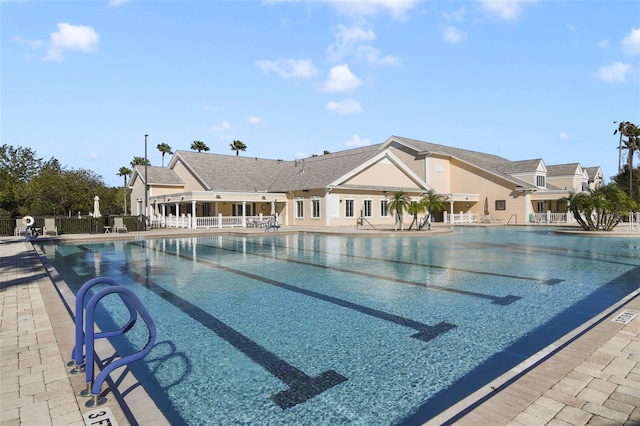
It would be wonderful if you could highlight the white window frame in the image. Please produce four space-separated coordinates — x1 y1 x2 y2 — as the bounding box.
311 198 321 219
536 174 546 188
345 199 355 218
363 199 373 218
295 199 304 219
380 199 389 217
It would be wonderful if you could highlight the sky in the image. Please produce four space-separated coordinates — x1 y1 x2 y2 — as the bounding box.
2 0 639 188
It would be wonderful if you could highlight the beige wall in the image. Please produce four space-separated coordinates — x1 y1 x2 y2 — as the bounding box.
345 161 419 187
173 161 207 190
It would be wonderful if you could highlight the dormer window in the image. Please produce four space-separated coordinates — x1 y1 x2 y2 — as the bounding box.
536 175 546 188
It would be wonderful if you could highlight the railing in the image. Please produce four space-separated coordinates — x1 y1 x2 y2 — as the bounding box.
69 277 156 407
507 214 517 225
531 212 567 224
443 212 478 224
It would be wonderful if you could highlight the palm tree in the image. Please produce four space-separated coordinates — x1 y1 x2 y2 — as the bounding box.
388 191 411 231
616 122 640 197
230 140 247 156
117 166 131 215
130 156 150 168
614 121 629 173
420 190 448 229
157 142 173 167
407 201 425 231
191 140 210 153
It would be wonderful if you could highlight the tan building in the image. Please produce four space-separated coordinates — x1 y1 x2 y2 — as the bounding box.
128 135 603 229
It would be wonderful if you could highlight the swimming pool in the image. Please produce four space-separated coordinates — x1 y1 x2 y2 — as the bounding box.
38 227 640 425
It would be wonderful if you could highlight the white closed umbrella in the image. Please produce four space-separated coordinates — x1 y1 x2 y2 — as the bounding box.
93 196 101 218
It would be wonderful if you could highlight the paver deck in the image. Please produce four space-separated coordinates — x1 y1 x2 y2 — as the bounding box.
1 227 639 425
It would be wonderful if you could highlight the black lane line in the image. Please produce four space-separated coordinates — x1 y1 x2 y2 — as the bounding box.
196 241 520 306
241 238 563 286
132 242 457 342
74 244 347 410
123 269 347 410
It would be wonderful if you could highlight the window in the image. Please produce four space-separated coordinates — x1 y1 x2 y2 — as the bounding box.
536 201 545 212
582 182 588 191
495 200 506 210
380 199 389 217
536 175 546 188
311 199 320 218
363 199 372 217
345 199 355 218
295 200 304 218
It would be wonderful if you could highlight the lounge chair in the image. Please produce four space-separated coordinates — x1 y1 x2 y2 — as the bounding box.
43 218 58 236
112 217 128 233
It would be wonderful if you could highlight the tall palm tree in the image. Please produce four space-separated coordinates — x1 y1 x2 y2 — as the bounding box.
117 166 131 215
157 142 173 167
616 122 640 197
230 140 247 156
614 121 630 173
191 140 210 153
388 191 411 231
420 190 448 229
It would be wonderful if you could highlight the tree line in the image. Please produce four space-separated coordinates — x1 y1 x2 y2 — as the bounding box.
0 139 248 218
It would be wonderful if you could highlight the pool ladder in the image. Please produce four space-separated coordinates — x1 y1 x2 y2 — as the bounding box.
68 277 156 407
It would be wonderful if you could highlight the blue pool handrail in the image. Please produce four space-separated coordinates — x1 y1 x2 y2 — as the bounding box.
83 285 156 407
70 277 138 371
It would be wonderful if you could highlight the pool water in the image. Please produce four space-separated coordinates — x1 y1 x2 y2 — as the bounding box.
38 227 640 425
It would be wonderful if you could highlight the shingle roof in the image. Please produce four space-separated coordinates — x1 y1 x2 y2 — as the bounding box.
546 163 581 176
389 136 539 189
134 165 184 186
172 151 286 191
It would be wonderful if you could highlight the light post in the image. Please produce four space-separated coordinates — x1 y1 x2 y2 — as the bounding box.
144 134 149 231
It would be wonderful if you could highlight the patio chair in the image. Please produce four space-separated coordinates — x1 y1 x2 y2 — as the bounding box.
43 218 58 236
14 219 23 236
265 217 280 232
112 217 128 233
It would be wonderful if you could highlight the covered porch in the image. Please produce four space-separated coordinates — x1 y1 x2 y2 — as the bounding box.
144 191 288 229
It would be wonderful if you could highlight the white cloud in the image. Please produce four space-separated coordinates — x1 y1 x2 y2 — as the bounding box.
345 134 371 147
295 151 308 159
45 23 100 62
256 58 317 78
108 0 129 6
443 26 466 44
479 0 536 21
443 7 466 22
598 39 610 49
11 36 43 49
326 99 362 115
247 116 263 124
327 23 376 62
559 131 569 140
622 27 640 56
327 23 399 65
211 121 231 131
355 45 400 65
322 64 362 92
264 0 419 20
327 0 419 20
596 61 631 83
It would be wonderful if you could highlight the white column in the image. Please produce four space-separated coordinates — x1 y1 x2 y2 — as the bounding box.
524 192 531 223
191 200 197 229
242 201 247 228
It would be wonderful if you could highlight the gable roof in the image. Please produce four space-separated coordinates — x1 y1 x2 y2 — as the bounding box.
546 163 582 176
131 165 184 186
383 136 540 191
169 150 286 192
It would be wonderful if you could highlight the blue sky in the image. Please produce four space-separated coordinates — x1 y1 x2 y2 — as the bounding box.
2 0 639 187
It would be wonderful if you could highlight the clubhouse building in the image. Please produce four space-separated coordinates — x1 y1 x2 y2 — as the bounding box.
128 135 603 229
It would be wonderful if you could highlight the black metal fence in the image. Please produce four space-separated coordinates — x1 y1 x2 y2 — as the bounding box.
0 216 141 236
